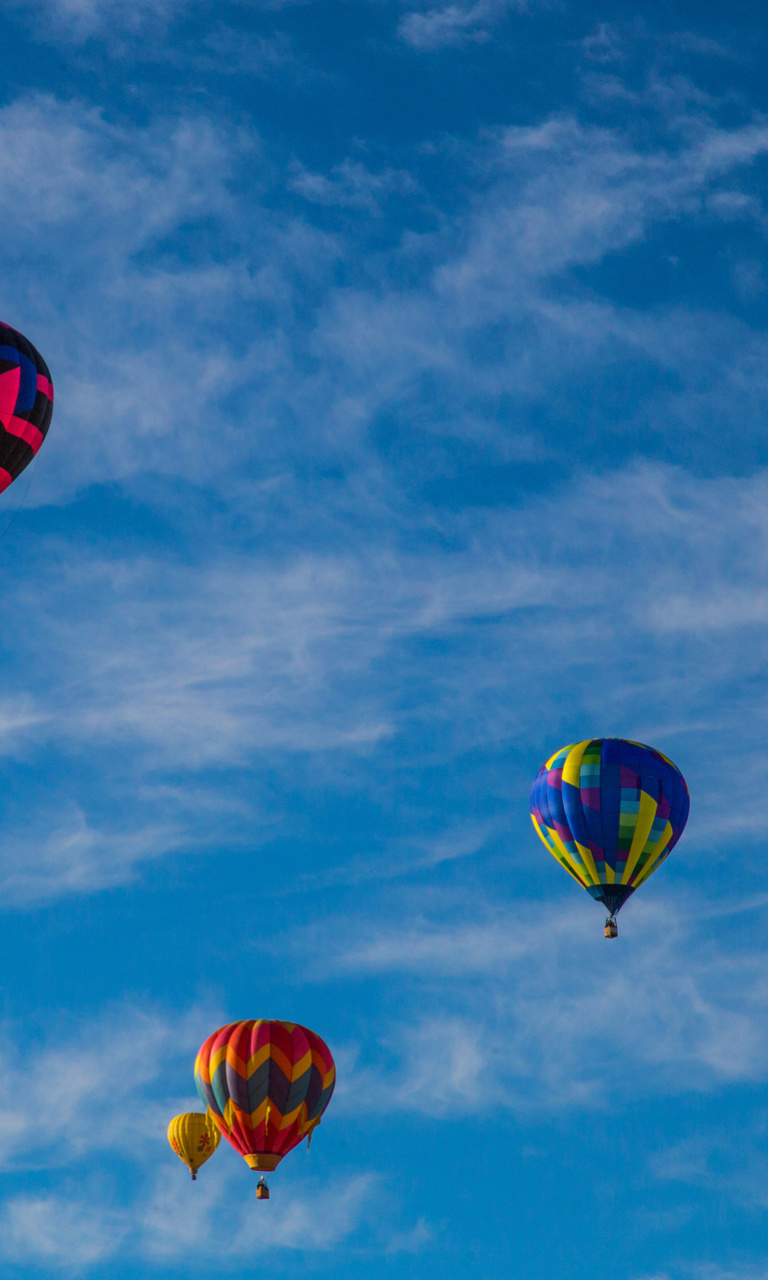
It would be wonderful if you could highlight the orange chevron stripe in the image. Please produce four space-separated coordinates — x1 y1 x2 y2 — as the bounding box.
244 1042 294 1082
270 1045 295 1081
290 1049 312 1080
275 1102 306 1130
248 1098 285 1127
245 1042 275 1075
224 1044 251 1077
209 1044 230 1075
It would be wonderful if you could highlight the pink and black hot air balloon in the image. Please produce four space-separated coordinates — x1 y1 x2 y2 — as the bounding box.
0 322 53 495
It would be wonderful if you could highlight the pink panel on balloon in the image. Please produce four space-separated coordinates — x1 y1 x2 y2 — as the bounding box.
4 417 43 453
0 367 21 429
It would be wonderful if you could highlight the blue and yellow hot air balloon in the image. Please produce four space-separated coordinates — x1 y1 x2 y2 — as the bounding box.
530 738 689 937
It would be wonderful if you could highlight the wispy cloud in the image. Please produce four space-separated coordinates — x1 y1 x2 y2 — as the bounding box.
19 0 195 43
0 1192 128 1268
289 158 418 211
20 0 304 43
1 77 768 916
398 0 526 49
2 81 767 509
0 1171 390 1270
0 1002 215 1169
305 891 768 1114
0 1002 425 1269
5 460 768 902
0 810 183 906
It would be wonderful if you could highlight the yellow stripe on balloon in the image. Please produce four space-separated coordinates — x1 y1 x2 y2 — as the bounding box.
267 1045 294 1082
209 1044 229 1076
291 1049 312 1081
548 825 592 887
246 1042 274 1076
193 1052 209 1084
621 790 658 885
575 840 600 886
561 740 590 789
531 815 589 886
545 743 576 771
225 1044 249 1077
631 823 673 886
530 814 559 857
277 1102 306 1130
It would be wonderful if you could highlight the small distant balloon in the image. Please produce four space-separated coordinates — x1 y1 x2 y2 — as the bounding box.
0 323 53 494
530 738 689 936
167 1112 220 1180
194 1020 336 1197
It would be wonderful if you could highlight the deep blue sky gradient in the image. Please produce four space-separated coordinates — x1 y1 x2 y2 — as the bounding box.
0 0 768 1276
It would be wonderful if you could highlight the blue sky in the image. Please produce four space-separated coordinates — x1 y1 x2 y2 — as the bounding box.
1 0 768 1275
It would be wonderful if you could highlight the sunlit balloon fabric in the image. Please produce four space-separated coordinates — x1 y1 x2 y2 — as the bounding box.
0 323 53 494
530 738 690 916
194 1020 336 1172
167 1112 220 1180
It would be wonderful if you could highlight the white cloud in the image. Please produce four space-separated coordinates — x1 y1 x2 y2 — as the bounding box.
20 0 305 43
0 1003 424 1270
141 1167 381 1261
289 159 417 211
398 0 525 49
0 810 183 906
0 1170 392 1270
308 890 768 1115
3 459 768 904
0 1002 215 1169
27 0 187 41
1 85 767 512
0 84 767 910
0 1192 128 1268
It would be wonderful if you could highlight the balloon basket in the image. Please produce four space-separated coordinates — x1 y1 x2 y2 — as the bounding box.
256 1177 270 1200
244 1152 281 1172
604 916 618 939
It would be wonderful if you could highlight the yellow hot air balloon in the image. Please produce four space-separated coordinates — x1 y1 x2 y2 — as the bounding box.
167 1112 220 1180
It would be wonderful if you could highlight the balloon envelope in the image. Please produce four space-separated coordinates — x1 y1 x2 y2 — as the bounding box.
0 323 53 494
194 1020 336 1172
530 738 689 915
167 1112 220 1178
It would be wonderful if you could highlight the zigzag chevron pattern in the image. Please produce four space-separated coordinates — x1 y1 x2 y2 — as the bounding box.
0 322 53 494
194 1020 336 1171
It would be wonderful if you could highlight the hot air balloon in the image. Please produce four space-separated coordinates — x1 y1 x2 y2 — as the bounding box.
194 1019 336 1198
530 738 689 937
0 323 53 494
167 1112 221 1180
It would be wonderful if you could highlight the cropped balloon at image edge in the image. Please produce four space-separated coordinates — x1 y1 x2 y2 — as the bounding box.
0 322 53 494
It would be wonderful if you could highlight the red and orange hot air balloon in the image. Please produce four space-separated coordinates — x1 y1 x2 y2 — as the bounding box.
194 1019 336 1198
